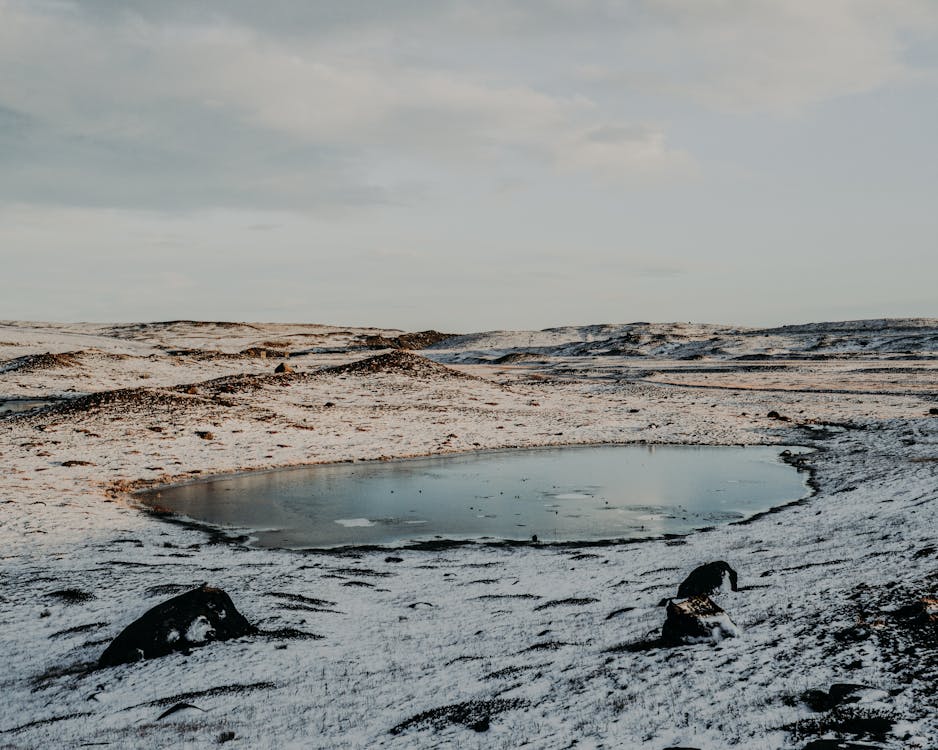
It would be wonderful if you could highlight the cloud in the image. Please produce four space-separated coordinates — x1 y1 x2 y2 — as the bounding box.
0 0 690 212
1 0 935 215
581 0 938 113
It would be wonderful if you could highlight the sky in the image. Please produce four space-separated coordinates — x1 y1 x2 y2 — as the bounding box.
1 0 937 332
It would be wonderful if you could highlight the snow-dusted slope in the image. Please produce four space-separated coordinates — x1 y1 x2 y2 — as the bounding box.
430 319 938 363
1 320 937 749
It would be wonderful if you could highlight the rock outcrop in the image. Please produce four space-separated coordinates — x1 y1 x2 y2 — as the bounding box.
661 595 739 646
98 585 256 667
677 561 738 598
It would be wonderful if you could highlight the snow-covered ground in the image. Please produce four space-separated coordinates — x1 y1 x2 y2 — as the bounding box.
1 319 936 749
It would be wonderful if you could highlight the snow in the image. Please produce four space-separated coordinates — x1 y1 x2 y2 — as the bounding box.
184 616 215 644
0 319 937 749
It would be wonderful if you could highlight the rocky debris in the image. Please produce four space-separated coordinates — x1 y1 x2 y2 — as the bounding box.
321 350 477 380
98 585 256 667
274 362 293 374
361 330 453 350
661 595 739 646
677 561 739 598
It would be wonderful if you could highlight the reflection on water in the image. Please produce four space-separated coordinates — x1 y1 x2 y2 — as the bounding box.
141 444 810 549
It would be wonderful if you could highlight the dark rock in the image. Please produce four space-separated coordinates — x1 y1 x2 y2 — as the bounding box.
802 684 871 712
661 595 738 646
98 585 256 667
928 407 938 415
677 561 738 598
469 716 490 732
893 596 938 625
384 556 403 563
217 731 236 743
195 431 214 440
157 702 205 720
274 362 293 374
767 410 790 421
802 741 882 750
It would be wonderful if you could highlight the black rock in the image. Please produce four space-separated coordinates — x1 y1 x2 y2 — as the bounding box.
802 684 870 712
677 561 738 598
274 362 293 374
661 595 738 646
98 585 256 667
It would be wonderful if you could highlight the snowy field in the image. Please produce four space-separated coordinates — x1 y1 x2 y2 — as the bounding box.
1 319 937 749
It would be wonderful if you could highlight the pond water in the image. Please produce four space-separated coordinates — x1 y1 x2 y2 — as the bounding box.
141 444 810 549
0 398 57 416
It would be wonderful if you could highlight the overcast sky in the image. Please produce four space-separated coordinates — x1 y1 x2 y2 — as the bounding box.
1 1 936 331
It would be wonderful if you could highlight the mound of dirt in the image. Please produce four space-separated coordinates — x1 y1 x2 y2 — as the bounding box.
1 351 82 374
321 351 475 380
32 387 200 420
360 330 454 350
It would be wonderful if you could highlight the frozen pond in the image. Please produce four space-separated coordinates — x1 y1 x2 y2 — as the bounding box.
141 444 810 548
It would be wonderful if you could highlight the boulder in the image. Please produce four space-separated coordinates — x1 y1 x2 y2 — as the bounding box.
802 683 877 712
661 595 739 646
98 585 256 667
274 362 293 374
677 561 738 598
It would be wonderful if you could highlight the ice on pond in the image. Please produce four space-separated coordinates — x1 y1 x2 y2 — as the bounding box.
140 444 811 549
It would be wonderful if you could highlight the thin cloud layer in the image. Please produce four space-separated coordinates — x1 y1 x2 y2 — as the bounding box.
1 0 937 327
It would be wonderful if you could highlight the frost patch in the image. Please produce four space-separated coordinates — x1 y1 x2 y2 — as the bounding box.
335 518 375 527
185 616 215 644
